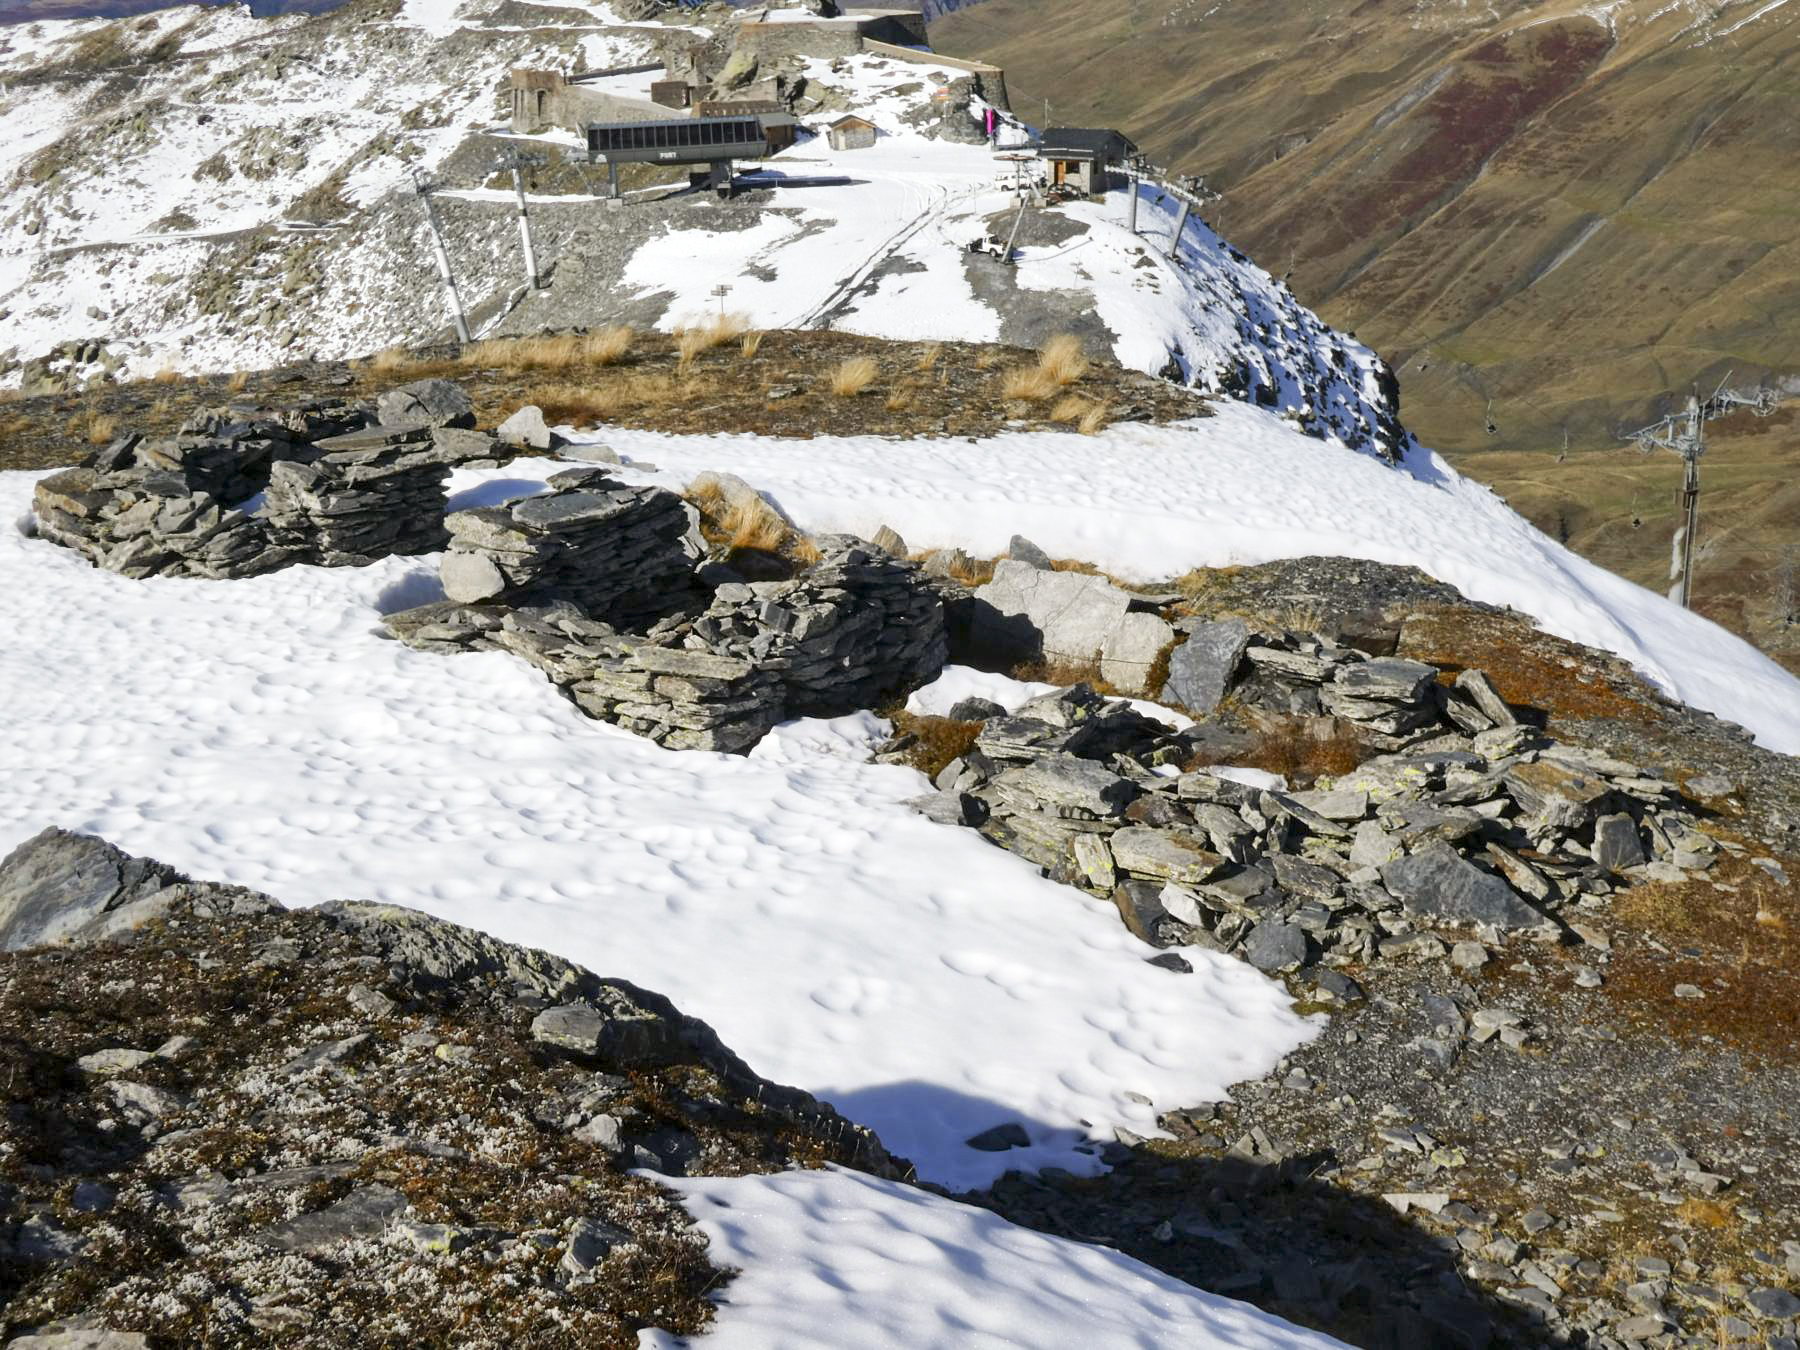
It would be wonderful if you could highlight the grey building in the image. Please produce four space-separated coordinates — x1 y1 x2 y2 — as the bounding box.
1038 127 1137 196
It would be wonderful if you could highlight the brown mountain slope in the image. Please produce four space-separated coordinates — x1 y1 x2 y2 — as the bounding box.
935 0 1800 669
934 0 1800 450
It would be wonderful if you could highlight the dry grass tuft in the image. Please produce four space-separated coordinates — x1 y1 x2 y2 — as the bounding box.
151 364 181 385
830 356 878 398
789 534 823 567
1010 658 1117 693
227 370 250 393
675 314 750 370
1050 394 1088 423
688 479 796 555
1078 401 1110 435
1038 333 1089 386
85 413 118 445
1185 713 1368 786
884 385 915 413
581 325 634 366
1000 365 1059 402
881 710 983 780
739 330 763 359
370 346 417 375
524 382 623 427
915 342 942 372
723 498 790 552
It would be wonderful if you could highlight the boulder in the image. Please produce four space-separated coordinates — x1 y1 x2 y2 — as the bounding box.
1244 920 1307 973
1108 826 1226 885
0 828 185 952
496 404 564 451
376 379 475 429
1163 619 1252 714
869 524 907 557
971 560 1129 666
945 696 1005 722
1380 846 1548 930
1454 669 1517 726
1504 760 1613 830
1100 611 1175 696
1592 813 1647 872
1332 658 1437 704
1007 534 1054 570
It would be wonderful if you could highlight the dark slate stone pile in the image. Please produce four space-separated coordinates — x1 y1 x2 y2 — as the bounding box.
387 485 949 754
438 465 702 629
907 630 1721 987
31 381 500 579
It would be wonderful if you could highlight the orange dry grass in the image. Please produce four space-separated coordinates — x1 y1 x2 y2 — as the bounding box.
830 356 878 397
1038 334 1088 385
675 314 750 370
84 413 118 445
1001 365 1059 402
1185 713 1367 786
522 383 622 427
226 370 250 393
688 479 794 554
739 330 764 359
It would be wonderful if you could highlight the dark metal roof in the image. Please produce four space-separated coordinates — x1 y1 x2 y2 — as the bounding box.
1037 127 1136 162
585 116 768 165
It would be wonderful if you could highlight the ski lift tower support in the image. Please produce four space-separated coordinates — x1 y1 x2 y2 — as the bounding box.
493 147 549 291
411 168 471 344
1622 379 1783 609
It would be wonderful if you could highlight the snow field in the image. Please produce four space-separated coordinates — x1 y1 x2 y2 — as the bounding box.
640 1167 1352 1350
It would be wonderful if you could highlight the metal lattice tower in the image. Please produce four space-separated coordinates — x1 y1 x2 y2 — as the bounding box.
1622 380 1782 609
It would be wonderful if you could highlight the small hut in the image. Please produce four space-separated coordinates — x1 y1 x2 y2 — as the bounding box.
1037 127 1136 196
827 114 877 152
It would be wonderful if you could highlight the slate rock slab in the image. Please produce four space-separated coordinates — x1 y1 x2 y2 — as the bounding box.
0 828 184 952
377 379 474 430
1244 920 1308 973
1381 846 1548 930
1162 619 1252 714
257 1184 409 1253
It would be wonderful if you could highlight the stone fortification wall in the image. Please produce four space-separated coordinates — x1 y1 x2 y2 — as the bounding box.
732 17 869 63
439 467 704 630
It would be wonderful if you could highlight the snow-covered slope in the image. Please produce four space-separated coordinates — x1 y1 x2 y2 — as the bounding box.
0 0 1405 455
644 1167 1350 1349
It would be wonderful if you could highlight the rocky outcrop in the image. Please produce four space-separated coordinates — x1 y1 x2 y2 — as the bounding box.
0 829 899 1344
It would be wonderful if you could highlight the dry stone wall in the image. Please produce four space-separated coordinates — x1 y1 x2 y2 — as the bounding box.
387 479 949 754
31 382 499 579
